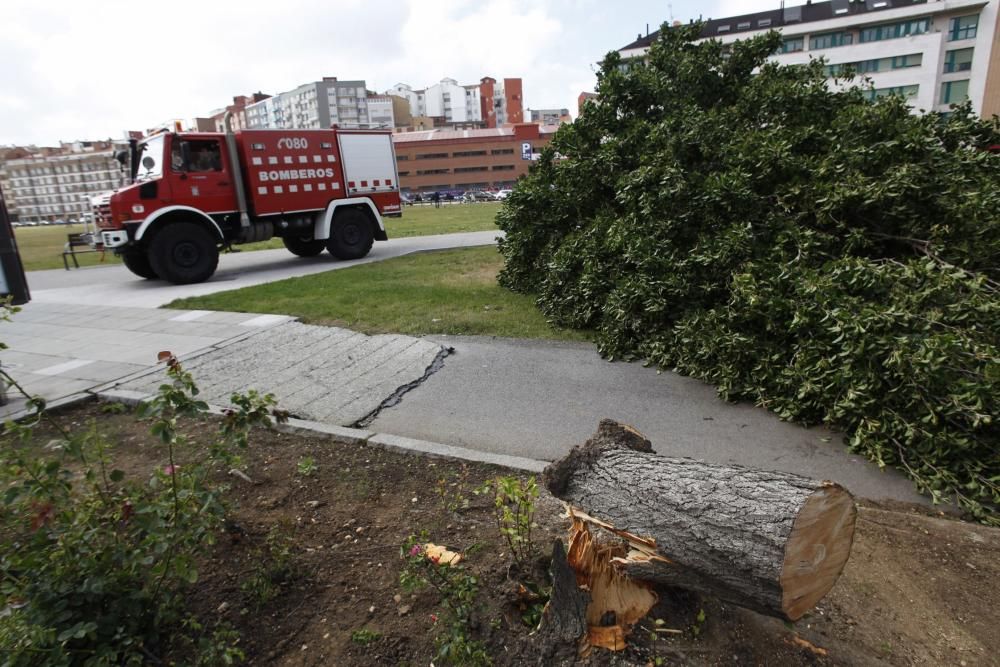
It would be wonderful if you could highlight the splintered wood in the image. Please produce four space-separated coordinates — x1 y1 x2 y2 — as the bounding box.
566 510 657 651
543 419 858 652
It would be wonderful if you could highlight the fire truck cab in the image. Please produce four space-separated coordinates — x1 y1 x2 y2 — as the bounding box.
95 117 399 284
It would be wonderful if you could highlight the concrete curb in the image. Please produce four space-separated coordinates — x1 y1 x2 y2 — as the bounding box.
90 389 549 474
0 391 95 422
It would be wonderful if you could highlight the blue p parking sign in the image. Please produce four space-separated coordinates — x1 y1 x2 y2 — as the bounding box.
521 142 532 160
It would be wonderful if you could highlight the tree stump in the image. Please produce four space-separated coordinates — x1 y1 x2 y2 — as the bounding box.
544 419 857 630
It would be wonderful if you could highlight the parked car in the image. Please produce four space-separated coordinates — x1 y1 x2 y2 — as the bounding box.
462 191 496 203
495 189 513 200
400 193 415 206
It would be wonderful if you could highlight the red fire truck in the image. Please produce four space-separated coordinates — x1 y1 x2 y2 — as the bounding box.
95 114 400 284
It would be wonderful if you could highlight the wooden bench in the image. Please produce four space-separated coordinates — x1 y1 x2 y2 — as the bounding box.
62 233 105 270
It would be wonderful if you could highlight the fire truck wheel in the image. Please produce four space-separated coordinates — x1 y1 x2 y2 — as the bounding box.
327 209 374 260
282 235 326 257
148 222 219 284
121 250 158 279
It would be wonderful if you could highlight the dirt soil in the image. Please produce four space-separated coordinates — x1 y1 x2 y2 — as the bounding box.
15 401 1000 666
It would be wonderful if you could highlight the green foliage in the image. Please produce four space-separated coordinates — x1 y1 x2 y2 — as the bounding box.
240 526 295 609
296 456 317 477
435 464 473 513
350 628 382 646
476 476 538 566
0 348 280 664
399 534 491 666
497 23 1000 523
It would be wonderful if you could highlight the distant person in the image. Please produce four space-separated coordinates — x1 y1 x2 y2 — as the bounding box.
431 191 441 208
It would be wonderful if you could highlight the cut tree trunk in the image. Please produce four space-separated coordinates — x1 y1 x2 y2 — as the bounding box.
544 419 857 625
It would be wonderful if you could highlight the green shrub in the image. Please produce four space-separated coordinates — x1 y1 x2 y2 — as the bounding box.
0 347 281 664
498 24 1000 522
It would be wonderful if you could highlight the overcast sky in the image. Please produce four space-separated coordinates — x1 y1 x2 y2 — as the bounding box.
1 0 788 146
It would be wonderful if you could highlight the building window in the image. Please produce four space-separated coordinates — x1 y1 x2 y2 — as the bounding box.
717 24 731 33
396 155 409 161
737 22 751 30
758 18 772 27
948 15 978 41
865 85 919 101
492 165 515 171
859 18 929 43
398 171 410 176
416 153 448 160
452 150 487 157
891 53 922 69
943 48 974 73
810 31 853 49
491 148 514 155
781 37 804 53
454 166 488 173
940 79 970 105
416 169 450 175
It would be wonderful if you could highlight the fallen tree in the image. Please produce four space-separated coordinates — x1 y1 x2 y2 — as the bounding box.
540 420 856 649
498 21 1000 524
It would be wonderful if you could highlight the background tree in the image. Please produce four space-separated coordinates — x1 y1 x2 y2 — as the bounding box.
498 24 1000 523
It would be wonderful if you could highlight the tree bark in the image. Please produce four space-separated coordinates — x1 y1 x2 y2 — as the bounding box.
544 419 857 622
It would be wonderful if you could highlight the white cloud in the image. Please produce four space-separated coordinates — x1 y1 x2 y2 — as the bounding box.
0 0 692 145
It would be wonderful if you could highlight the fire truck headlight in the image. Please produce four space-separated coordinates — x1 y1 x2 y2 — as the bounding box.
131 204 145 214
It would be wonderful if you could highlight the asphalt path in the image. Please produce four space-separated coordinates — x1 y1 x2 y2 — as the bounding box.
368 335 926 504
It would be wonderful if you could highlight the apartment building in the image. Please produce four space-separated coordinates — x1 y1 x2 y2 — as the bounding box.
211 93 272 132
619 0 1000 116
388 77 524 130
529 108 572 125
245 78 383 129
0 141 126 223
392 123 557 194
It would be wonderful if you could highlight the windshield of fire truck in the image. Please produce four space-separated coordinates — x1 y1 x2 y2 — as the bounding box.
135 134 166 182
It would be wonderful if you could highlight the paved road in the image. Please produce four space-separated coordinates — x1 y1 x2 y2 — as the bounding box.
3 229 928 505
28 230 500 307
368 335 926 504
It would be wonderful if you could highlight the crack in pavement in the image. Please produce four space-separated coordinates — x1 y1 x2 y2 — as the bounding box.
352 345 454 428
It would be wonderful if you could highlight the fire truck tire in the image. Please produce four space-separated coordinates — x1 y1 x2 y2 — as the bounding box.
121 250 158 279
282 235 326 257
148 222 219 284
327 209 374 260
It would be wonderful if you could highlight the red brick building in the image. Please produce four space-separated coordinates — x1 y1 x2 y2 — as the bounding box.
392 123 558 194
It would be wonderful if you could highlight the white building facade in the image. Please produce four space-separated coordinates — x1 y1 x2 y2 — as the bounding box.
245 78 380 129
619 0 1000 117
0 142 126 223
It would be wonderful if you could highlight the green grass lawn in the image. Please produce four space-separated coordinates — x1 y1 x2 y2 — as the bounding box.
165 245 588 341
237 202 501 252
13 224 121 272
